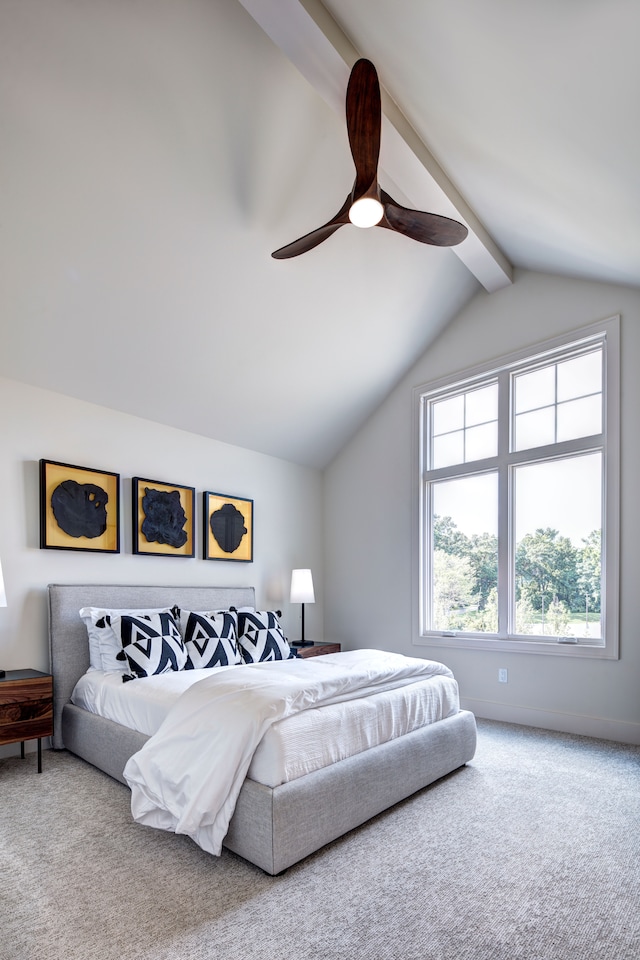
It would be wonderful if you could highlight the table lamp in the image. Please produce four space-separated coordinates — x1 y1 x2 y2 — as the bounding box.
290 568 315 647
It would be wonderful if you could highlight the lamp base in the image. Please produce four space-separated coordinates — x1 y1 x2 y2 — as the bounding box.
291 640 314 647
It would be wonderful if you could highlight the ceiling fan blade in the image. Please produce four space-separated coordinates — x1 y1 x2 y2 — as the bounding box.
271 196 351 259
346 59 381 198
380 190 468 247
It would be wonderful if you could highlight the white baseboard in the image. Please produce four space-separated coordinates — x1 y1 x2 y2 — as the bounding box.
461 697 640 746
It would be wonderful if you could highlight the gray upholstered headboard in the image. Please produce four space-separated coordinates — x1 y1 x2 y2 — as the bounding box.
47 583 256 749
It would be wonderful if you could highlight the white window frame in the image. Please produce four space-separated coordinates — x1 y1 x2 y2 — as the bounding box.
412 316 620 660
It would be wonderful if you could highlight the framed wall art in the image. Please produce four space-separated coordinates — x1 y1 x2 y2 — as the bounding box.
204 491 253 562
40 459 120 553
132 477 195 558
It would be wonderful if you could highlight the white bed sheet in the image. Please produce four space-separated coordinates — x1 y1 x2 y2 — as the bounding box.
71 656 460 788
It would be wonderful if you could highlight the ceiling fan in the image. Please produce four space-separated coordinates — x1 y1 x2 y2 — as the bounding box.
272 58 468 259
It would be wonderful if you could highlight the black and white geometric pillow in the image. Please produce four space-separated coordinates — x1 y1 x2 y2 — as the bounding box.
182 610 242 669
237 610 295 662
109 610 188 680
237 609 280 635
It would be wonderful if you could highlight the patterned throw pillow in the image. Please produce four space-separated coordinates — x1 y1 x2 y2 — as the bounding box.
109 610 188 680
79 605 175 672
237 610 295 663
181 610 242 669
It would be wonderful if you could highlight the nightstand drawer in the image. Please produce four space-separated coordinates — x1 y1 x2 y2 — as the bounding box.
0 675 53 745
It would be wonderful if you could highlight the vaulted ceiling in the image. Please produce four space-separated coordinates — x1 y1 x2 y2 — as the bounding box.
1 1 638 468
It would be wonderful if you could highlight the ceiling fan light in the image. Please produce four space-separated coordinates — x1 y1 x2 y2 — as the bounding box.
348 197 384 228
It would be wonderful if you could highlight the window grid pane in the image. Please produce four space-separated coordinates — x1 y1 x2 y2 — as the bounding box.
430 382 498 469
432 394 464 437
514 406 556 451
433 431 464 469
514 366 555 413
556 395 602 442
466 383 499 426
511 347 602 453
556 351 602 402
430 473 499 634
465 423 498 461
513 453 602 640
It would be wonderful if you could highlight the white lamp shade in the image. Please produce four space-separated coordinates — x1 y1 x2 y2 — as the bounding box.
290 568 315 605
0 558 6 608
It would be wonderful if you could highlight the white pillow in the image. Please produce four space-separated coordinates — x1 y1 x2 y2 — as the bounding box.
79 606 176 672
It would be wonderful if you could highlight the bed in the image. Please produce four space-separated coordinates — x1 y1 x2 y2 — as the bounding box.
48 583 477 874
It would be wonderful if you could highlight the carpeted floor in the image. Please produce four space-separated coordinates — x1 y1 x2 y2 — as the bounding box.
1 719 638 960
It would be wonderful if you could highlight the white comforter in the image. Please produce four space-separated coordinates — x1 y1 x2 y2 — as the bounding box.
123 649 454 856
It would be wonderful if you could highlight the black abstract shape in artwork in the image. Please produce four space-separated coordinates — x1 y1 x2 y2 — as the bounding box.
210 503 247 553
51 480 108 539
141 488 188 548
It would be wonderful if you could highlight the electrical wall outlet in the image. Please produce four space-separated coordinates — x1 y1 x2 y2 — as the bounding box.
498 668 508 683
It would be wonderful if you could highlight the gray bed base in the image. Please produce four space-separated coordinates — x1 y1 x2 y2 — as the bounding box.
48 583 477 875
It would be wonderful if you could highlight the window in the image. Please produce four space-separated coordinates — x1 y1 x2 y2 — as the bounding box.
414 317 619 658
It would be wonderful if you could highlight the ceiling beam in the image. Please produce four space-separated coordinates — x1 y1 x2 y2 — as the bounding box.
238 0 513 291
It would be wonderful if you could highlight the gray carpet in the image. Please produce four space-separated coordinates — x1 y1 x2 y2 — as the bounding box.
1 720 638 960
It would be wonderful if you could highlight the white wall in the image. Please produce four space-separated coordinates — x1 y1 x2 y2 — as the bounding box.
0 376 323 754
324 270 640 744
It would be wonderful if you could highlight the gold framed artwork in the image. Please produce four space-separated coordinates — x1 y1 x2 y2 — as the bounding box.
204 491 253 562
132 477 195 558
40 459 120 553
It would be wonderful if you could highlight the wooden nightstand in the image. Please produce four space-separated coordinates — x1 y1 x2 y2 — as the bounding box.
294 642 341 659
0 669 53 773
